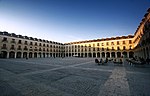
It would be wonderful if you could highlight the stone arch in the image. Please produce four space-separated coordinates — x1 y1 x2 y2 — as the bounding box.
129 51 134 58
93 53 96 57
16 52 22 58
122 51 127 58
9 51 15 58
34 52 37 58
97 52 100 58
117 52 121 58
102 52 105 58
106 52 110 58
88 53 92 57
29 52 33 58
111 52 115 58
23 52 27 58
0 51 7 58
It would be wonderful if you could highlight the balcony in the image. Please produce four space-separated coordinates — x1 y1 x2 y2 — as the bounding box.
34 49 38 51
11 41 16 43
10 47 15 50
24 48 28 51
17 48 22 50
29 49 33 51
1 47 7 49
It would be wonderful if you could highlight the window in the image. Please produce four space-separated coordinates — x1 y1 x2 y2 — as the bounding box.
112 47 114 50
101 43 104 46
102 48 104 51
18 40 22 44
39 43 41 46
117 41 119 45
2 44 7 49
93 44 95 47
97 43 99 46
93 48 95 51
117 47 120 50
111 42 114 45
35 42 37 46
24 41 28 45
10 45 15 50
129 40 132 44
30 42 33 45
97 48 100 51
107 47 109 51
2 37 7 42
11 39 15 43
89 44 91 47
123 41 125 44
43 44 45 47
106 42 109 46
123 46 126 50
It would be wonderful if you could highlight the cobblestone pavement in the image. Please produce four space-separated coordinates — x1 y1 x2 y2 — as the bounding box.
0 58 150 96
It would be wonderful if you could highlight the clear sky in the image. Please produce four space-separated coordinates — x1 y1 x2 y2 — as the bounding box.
0 0 150 43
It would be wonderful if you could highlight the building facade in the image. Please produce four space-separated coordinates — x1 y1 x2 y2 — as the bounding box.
0 32 64 58
0 8 150 59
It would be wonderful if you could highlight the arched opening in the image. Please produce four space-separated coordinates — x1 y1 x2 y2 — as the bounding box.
122 51 127 58
56 53 58 57
78 53 80 57
53 53 55 57
0 51 7 58
9 51 15 58
93 53 96 57
38 53 42 58
129 51 134 58
102 52 105 58
69 53 71 57
97 52 100 57
43 53 45 58
50 53 52 57
117 52 121 58
81 53 84 57
85 53 87 57
16 52 21 58
34 52 37 58
88 53 92 57
106 52 110 58
66 53 68 57
46 53 49 57
29 52 32 58
111 52 115 58
23 52 27 58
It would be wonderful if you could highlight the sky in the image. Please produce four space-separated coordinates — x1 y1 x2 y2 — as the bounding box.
0 0 150 43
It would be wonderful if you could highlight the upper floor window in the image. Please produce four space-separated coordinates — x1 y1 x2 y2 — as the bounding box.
111 42 114 45
117 47 120 50
24 41 28 45
123 46 126 50
112 47 114 50
123 41 125 44
129 40 132 44
18 40 22 44
35 42 37 46
43 44 45 47
97 43 99 46
101 43 104 46
1 44 7 49
117 41 119 45
2 37 7 42
30 42 33 45
93 44 95 47
106 42 109 46
11 39 16 43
